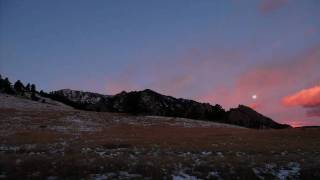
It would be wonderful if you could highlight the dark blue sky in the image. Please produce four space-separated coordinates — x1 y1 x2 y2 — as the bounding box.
1 0 320 126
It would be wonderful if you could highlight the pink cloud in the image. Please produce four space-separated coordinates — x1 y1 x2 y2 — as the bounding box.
282 85 320 107
259 0 289 14
282 85 320 118
235 45 320 97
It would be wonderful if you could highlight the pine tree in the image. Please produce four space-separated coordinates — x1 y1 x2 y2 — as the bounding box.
30 84 38 100
0 74 4 90
39 90 48 97
31 84 36 93
14 80 24 94
25 83 31 91
3 78 14 94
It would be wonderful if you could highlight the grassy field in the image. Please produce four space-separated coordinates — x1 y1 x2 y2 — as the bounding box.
0 94 320 179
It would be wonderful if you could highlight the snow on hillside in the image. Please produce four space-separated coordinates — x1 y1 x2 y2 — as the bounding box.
54 89 111 104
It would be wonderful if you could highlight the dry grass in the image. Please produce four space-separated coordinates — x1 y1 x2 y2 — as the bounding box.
1 107 320 179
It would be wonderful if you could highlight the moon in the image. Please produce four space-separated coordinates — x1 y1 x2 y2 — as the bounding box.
252 94 258 100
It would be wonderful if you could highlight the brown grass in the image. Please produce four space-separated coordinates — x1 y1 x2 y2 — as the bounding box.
1 108 320 179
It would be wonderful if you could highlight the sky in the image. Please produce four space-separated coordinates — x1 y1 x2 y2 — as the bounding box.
1 0 320 126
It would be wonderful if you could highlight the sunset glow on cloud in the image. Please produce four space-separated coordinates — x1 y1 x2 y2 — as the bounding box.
282 85 320 118
282 85 320 107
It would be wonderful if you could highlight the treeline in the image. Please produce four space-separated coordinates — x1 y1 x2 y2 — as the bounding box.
0 74 39 100
0 74 91 108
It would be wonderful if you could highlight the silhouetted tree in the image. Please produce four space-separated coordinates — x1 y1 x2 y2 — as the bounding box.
30 84 38 100
25 83 31 91
31 92 37 100
31 84 36 93
0 74 4 90
39 90 51 98
2 77 14 94
14 80 24 94
211 104 226 120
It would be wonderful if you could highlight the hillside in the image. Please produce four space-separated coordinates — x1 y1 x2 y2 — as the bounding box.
0 93 73 111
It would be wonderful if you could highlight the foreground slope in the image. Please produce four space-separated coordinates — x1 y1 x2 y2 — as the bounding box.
51 89 290 129
0 93 320 179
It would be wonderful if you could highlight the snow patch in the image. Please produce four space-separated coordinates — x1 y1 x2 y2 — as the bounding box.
172 171 197 180
253 162 300 180
90 171 142 180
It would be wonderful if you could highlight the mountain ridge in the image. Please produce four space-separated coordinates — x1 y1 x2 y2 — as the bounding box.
49 88 291 129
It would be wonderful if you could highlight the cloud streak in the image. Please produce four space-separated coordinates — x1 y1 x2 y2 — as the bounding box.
282 85 320 117
259 0 289 14
282 85 320 107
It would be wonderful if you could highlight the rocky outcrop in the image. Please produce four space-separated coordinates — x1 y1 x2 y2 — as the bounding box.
48 89 113 111
111 89 226 120
226 105 291 129
52 89 110 104
50 89 291 129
